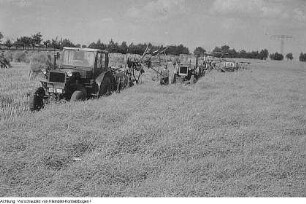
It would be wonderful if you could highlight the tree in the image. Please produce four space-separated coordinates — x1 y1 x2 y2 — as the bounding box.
4 39 12 49
43 40 51 48
221 45 230 52
227 48 237 58
177 44 189 55
193 47 206 56
270 52 284 61
31 32 43 48
51 38 61 49
212 46 223 57
286 53 293 60
107 39 119 53
238 50 247 58
165 44 189 55
16 36 32 48
259 49 269 60
299 53 306 62
61 38 75 48
89 39 107 50
119 41 128 54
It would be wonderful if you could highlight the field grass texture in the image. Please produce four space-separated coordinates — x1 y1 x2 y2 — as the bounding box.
0 60 305 196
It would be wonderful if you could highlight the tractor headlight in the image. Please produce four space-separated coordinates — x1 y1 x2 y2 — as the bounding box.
56 88 63 93
67 71 73 77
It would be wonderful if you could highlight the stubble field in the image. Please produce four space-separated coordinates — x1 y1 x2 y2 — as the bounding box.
0 60 305 196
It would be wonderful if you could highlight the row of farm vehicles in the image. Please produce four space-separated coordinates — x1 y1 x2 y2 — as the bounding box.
27 46 250 111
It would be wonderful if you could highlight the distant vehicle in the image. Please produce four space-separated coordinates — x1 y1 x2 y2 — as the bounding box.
172 56 206 84
29 47 116 111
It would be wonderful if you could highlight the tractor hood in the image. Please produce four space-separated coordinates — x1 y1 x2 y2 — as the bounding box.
50 68 93 79
56 65 93 78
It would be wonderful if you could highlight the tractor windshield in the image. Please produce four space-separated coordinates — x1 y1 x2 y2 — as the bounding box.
62 49 95 67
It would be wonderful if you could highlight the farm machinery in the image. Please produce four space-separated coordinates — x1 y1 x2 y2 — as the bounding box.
172 56 207 84
214 60 250 72
29 47 119 111
149 54 207 85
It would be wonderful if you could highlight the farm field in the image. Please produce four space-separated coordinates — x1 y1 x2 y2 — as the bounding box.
0 60 306 196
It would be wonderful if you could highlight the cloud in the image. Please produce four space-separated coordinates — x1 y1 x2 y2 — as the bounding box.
85 17 115 31
0 0 33 7
211 0 262 15
293 8 306 22
100 17 114 23
126 0 187 22
210 0 289 19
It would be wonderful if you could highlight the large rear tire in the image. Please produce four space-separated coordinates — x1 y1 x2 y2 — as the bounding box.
29 87 45 111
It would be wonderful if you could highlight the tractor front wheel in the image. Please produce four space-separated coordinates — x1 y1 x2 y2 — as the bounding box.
71 89 87 101
29 87 45 111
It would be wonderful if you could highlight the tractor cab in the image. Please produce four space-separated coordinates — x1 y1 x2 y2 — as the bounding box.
59 47 109 78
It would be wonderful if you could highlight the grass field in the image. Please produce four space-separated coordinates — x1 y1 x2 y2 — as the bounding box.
0 60 305 197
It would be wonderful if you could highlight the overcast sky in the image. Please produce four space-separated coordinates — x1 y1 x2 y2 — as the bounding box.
0 0 306 56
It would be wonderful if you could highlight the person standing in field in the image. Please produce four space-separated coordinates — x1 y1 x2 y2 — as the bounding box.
167 60 175 84
0 51 12 68
160 65 169 85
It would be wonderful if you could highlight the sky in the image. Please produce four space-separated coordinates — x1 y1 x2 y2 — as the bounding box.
0 0 306 57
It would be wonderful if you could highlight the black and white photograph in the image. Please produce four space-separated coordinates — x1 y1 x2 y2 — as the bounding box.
0 0 306 200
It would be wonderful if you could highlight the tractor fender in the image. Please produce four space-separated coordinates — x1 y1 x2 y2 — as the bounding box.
95 71 109 87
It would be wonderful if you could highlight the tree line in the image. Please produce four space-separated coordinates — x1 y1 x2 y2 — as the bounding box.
194 45 270 60
1 31 305 61
195 44 298 61
0 32 190 55
88 39 190 55
0 32 84 50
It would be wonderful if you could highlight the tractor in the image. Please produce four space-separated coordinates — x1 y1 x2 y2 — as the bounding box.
148 54 207 85
29 47 117 111
172 56 206 84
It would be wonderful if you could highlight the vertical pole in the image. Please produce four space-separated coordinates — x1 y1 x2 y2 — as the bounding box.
280 38 284 55
53 47 56 68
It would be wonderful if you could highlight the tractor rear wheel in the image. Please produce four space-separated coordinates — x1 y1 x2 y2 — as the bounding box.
29 87 45 111
71 89 87 101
